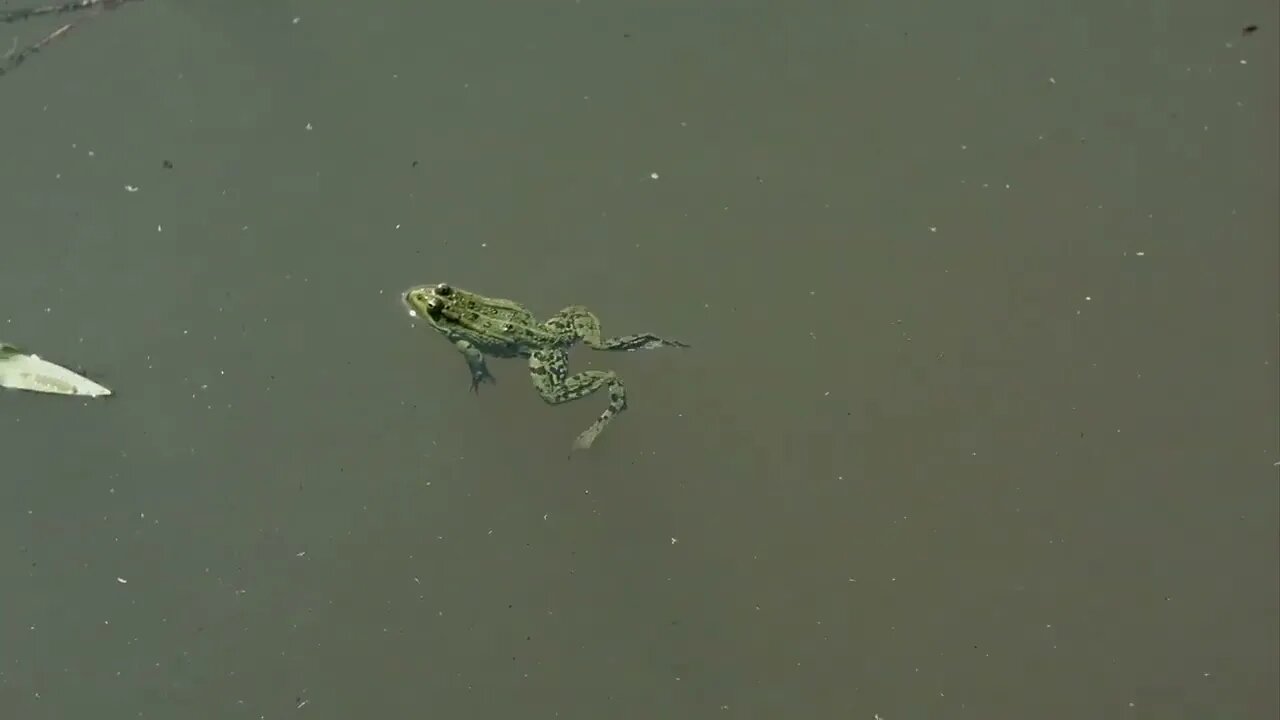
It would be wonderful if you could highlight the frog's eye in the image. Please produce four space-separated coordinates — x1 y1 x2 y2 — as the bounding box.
425 297 444 317
435 283 453 297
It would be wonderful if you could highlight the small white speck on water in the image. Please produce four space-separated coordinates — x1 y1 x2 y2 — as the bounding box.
1049 76 1056 84
292 16 301 24
929 226 937 232
395 224 401 230
670 537 678 545
305 122 313 130
1085 296 1092 301
650 172 660 180
157 225 162 232
116 577 127 584
125 185 138 192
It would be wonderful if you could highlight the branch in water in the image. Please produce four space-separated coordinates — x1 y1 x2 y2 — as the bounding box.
0 0 143 79
0 22 74 77
2 0 142 25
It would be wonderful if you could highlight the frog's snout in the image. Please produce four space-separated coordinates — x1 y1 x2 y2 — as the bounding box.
401 289 421 315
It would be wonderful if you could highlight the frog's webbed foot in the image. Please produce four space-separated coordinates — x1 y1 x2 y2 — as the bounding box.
546 306 689 352
454 339 495 393
529 349 626 450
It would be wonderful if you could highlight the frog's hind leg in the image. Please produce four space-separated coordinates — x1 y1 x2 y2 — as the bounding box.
547 305 689 352
528 348 627 450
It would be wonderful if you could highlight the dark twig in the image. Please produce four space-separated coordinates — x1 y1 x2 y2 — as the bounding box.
0 0 143 79
2 0 141 24
0 21 73 77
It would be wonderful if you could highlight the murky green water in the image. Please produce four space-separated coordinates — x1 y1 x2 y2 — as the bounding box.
2 1 1276 718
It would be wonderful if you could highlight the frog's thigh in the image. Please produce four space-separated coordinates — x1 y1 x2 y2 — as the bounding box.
546 306 602 342
528 350 612 404
528 349 567 400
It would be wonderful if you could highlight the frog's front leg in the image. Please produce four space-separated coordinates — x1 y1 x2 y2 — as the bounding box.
528 348 627 450
545 306 689 351
452 339 495 392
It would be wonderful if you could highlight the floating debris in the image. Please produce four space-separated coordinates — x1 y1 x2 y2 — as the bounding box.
0 342 112 397
1 0 146 81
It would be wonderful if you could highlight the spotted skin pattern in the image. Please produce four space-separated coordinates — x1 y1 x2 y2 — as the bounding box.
403 283 688 450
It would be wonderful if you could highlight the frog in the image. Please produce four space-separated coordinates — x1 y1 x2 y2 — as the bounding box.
402 282 688 450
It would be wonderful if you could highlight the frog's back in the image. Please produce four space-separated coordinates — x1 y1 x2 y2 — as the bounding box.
451 306 554 357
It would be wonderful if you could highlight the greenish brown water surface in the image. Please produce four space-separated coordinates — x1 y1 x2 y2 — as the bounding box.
1 1 1276 718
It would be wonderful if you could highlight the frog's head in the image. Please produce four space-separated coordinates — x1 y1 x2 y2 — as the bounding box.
403 283 456 326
